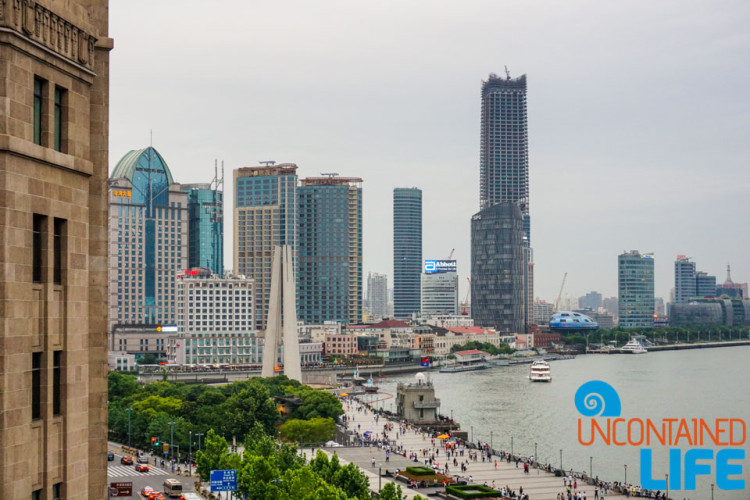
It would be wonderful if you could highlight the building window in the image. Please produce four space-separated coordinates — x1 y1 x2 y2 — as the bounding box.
52 483 62 500
33 214 45 283
53 86 66 152
32 490 42 500
53 351 62 416
53 218 65 285
33 77 45 146
32 352 42 420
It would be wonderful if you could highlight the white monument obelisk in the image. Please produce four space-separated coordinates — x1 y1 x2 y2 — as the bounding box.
261 245 302 381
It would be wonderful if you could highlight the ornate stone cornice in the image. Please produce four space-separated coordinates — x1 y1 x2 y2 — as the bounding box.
2 0 97 69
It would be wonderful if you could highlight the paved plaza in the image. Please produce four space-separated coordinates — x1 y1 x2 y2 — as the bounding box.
319 397 628 500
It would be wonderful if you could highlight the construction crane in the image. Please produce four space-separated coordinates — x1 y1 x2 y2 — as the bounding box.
461 277 471 315
447 248 455 260
553 272 567 312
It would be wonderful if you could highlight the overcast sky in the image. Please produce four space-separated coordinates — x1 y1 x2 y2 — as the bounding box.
109 0 750 304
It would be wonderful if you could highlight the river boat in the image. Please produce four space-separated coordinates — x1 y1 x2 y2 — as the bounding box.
352 369 366 386
620 339 647 354
490 358 510 367
439 358 488 373
364 377 379 393
529 360 552 382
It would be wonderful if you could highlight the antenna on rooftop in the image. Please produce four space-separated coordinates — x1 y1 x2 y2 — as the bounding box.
259 160 276 166
321 173 339 178
505 66 511 80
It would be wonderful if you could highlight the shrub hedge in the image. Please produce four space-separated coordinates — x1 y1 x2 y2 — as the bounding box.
445 484 505 499
405 466 435 476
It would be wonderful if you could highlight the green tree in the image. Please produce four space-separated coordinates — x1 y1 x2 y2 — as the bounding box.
289 388 344 421
379 482 407 500
279 417 336 445
131 395 183 419
108 372 141 403
221 381 279 437
195 429 231 481
279 467 348 500
332 462 370 499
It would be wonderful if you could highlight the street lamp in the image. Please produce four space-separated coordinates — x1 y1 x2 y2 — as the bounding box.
624 464 627 484
665 473 669 500
490 431 493 451
126 408 132 447
711 483 714 500
559 449 562 471
471 426 474 443
168 421 176 470
590 456 592 478
378 464 382 492
511 436 513 457
196 432 204 452
535 443 538 474
189 431 192 476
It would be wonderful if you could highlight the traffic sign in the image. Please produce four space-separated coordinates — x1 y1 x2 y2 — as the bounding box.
210 469 238 492
109 482 133 497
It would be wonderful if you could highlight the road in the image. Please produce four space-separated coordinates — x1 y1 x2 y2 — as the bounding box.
107 446 194 498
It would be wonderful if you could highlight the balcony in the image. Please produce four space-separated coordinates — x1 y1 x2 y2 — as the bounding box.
413 399 440 409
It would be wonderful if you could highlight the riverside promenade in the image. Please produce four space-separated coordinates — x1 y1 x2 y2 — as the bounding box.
320 399 628 500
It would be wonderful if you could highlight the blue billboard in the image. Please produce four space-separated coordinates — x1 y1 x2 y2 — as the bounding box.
210 469 238 492
424 260 457 274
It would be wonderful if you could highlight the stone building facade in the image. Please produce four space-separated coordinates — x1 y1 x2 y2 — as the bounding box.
0 1 111 498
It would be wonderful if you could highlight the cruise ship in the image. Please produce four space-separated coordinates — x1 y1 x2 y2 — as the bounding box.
529 360 552 382
620 339 647 354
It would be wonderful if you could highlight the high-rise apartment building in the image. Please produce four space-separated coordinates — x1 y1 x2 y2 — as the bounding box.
170 269 257 365
471 203 525 332
476 72 533 331
695 271 717 297
109 147 188 330
234 164 298 331
393 188 422 319
0 2 111 498
618 250 655 328
533 300 554 327
421 260 459 316
183 180 223 275
579 291 603 311
297 176 363 325
674 255 697 304
367 273 388 320
673 255 718 305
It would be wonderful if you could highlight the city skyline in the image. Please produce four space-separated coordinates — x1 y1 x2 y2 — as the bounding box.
108 1 750 303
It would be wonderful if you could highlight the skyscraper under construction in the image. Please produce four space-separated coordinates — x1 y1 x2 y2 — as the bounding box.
473 71 533 331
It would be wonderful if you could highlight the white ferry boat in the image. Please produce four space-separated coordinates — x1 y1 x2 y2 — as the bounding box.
529 360 551 382
620 339 647 354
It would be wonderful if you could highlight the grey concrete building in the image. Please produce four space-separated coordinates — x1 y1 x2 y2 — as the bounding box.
396 374 441 424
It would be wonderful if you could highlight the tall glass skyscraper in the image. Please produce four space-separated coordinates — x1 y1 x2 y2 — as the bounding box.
471 203 525 332
234 164 298 331
109 147 188 331
297 176 363 325
674 255 696 304
393 188 422 319
474 72 532 331
480 73 530 239
618 250 655 328
183 183 223 275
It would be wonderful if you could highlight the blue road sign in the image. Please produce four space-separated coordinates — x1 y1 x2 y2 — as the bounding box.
210 469 238 492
